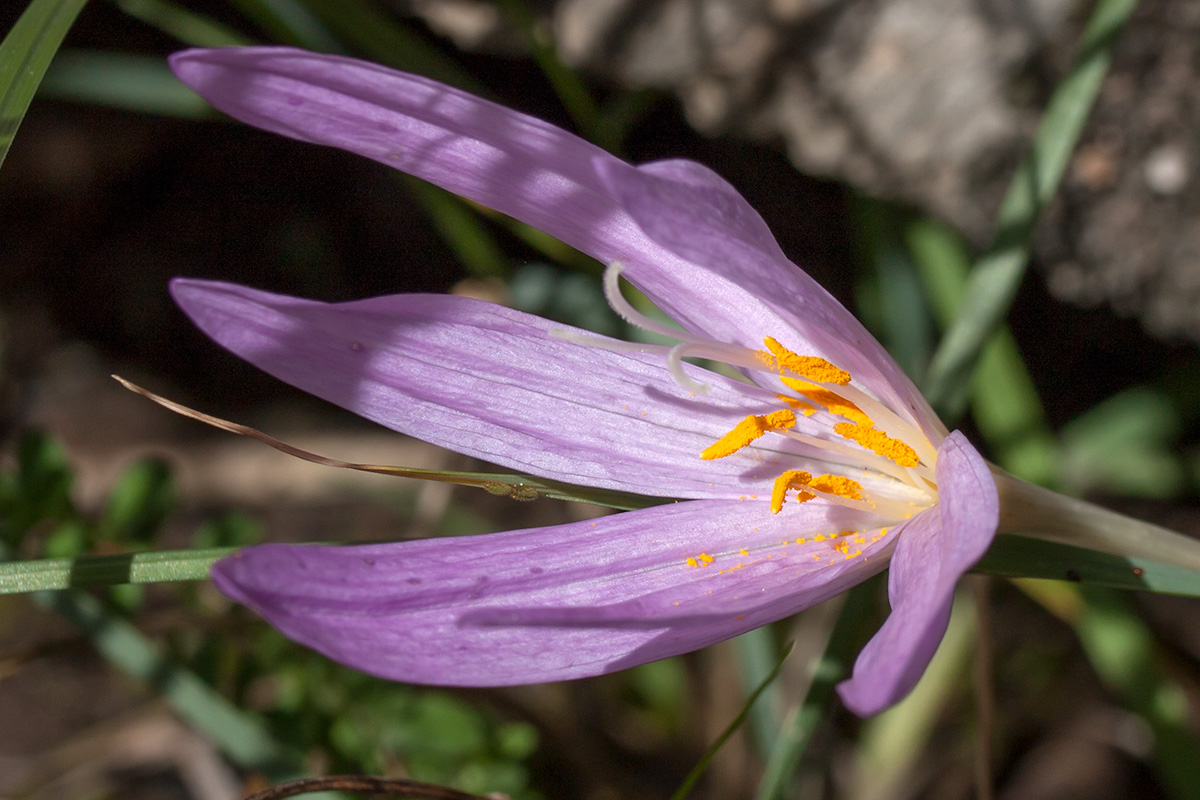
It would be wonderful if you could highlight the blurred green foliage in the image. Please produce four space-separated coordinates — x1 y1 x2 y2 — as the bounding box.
6 0 1200 797
0 430 543 797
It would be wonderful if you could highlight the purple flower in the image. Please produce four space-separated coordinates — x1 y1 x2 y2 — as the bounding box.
168 47 999 716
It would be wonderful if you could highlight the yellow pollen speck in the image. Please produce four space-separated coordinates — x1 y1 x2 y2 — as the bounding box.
699 553 714 565
834 422 920 467
761 337 851 385
701 409 796 460
739 549 749 556
796 538 806 544
686 557 698 568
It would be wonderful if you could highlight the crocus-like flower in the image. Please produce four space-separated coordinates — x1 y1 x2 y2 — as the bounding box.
168 47 999 716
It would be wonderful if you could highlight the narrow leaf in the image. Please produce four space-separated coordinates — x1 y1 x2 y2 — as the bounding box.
976 535 1200 597
672 642 794 800
753 580 879 800
0 0 87 171
923 0 1138 413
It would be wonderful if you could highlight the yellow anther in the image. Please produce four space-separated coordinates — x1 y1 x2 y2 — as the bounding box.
770 469 814 513
808 473 866 501
833 422 920 467
777 394 818 415
701 409 796 460
761 337 851 385
781 382 874 427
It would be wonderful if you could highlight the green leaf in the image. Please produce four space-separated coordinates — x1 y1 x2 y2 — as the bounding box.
39 50 214 117
922 0 1138 414
112 0 252 48
0 430 74 547
0 546 239 594
99 457 175 544
672 641 794 800
907 216 1059 486
976 535 1200 597
1060 386 1185 498
227 0 344 52
35 589 314 780
294 0 483 94
0 0 87 172
753 579 879 800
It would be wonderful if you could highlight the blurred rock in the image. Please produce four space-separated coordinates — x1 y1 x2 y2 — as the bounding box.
402 0 1200 341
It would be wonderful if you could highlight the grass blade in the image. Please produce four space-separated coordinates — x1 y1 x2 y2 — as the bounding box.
976 535 1200 597
1019 581 1200 800
672 642 794 800
40 50 213 117
37 589 303 777
0 546 239 594
922 0 1138 414
753 580 879 800
0 0 87 172
114 0 252 48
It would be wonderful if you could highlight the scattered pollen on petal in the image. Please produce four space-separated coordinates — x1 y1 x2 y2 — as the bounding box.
833 422 920 467
761 337 851 385
701 409 796 460
699 553 715 565
686 557 698 568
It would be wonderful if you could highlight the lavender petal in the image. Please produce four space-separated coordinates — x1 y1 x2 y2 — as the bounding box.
213 499 895 685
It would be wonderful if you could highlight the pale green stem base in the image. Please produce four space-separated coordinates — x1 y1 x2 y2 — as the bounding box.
994 469 1200 573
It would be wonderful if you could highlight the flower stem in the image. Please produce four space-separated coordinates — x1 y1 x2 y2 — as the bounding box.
993 470 1200 573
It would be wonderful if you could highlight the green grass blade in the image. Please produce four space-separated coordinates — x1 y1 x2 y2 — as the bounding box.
0 0 87 172
0 465 663 594
36 589 304 778
0 546 239 594
753 580 879 800
922 0 1138 414
40 50 213 117
295 0 483 93
113 0 252 47
227 0 344 52
671 642 794 800
496 0 608 151
402 176 510 279
907 217 1059 484
976 535 1200 597
733 625 783 758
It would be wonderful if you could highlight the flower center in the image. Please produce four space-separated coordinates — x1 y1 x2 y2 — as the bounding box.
554 263 939 516
698 335 931 515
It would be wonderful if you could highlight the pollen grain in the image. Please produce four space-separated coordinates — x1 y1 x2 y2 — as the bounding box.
701 409 796 460
761 337 851 385
833 422 920 467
